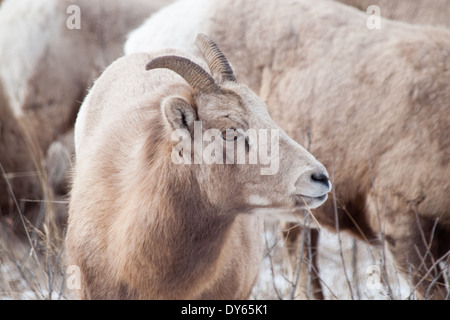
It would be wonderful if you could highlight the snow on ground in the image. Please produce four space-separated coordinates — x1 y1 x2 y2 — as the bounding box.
251 221 414 300
1 220 443 300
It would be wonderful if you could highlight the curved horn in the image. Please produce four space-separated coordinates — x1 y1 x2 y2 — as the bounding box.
195 33 236 82
146 56 221 94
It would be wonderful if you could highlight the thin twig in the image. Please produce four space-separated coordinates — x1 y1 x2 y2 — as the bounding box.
406 250 450 300
305 225 312 299
0 163 43 273
264 227 283 300
310 259 339 300
351 239 361 299
331 166 354 299
367 158 394 299
19 199 69 204
290 219 307 300
412 206 438 275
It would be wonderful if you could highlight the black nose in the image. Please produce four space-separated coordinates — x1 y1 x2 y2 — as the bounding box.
311 173 329 188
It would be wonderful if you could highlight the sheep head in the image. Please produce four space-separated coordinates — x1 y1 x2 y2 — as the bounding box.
144 34 332 219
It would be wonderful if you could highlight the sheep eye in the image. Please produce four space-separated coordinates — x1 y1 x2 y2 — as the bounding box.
222 129 239 142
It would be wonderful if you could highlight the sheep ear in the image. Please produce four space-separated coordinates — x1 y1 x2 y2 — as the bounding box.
161 96 196 131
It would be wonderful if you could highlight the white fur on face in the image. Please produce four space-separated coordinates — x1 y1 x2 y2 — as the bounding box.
248 194 272 207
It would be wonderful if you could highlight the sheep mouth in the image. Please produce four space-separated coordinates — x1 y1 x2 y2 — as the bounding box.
294 194 328 209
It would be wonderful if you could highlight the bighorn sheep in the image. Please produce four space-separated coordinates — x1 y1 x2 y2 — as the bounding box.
337 0 450 28
125 0 450 299
0 0 172 228
65 34 331 299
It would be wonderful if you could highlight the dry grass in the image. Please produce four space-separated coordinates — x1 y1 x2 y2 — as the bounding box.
251 221 449 300
0 132 71 300
0 147 448 300
250 159 449 300
0 218 69 300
